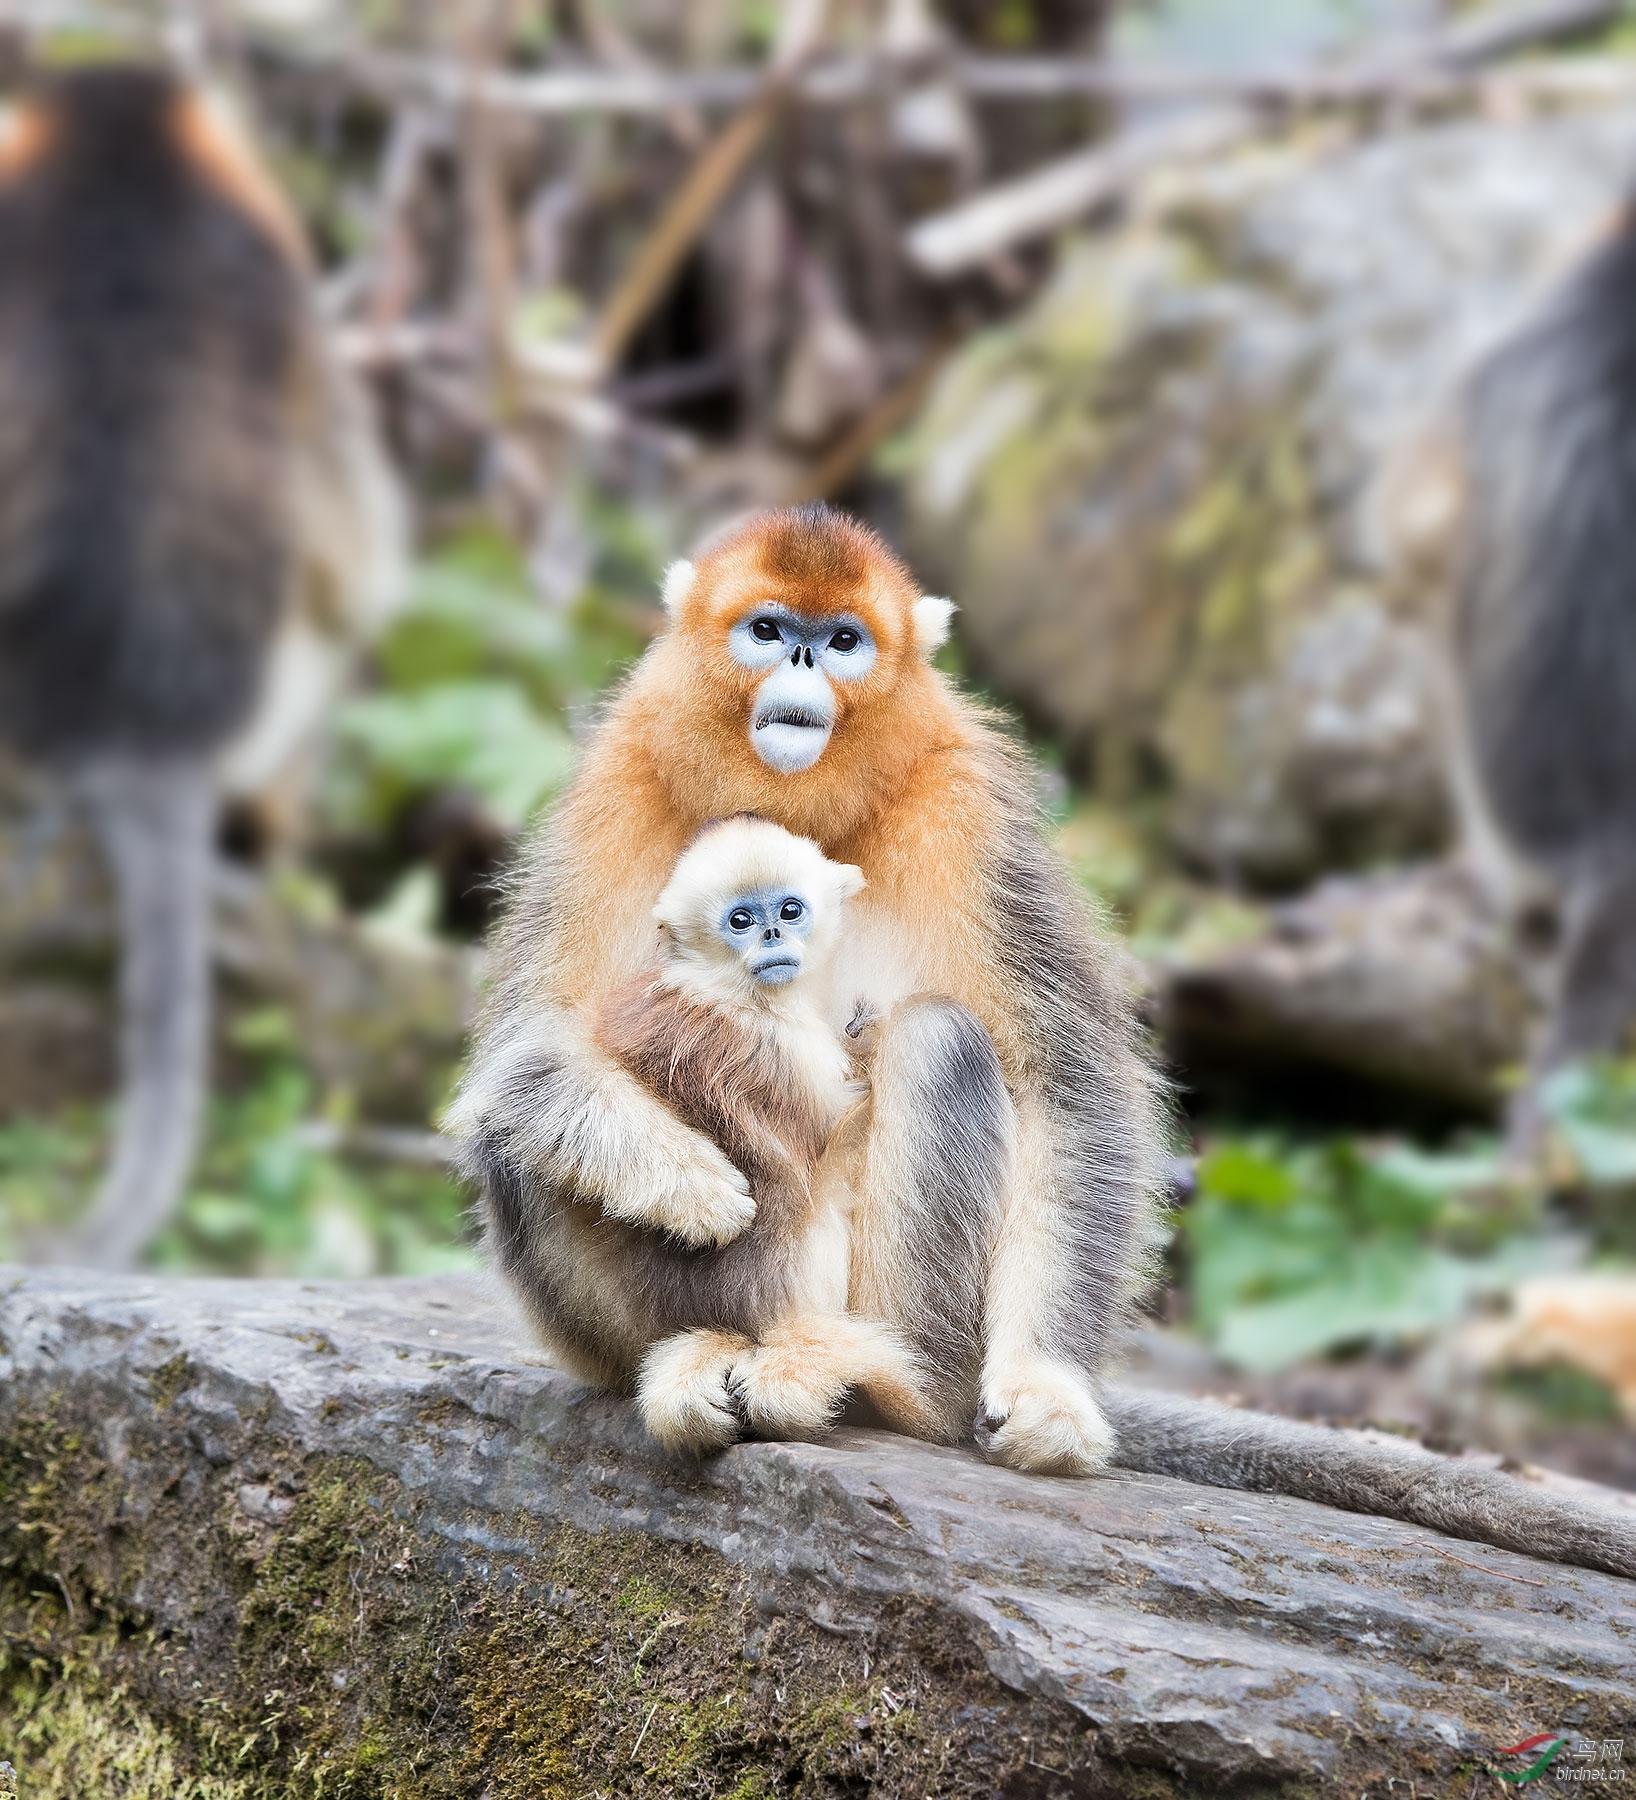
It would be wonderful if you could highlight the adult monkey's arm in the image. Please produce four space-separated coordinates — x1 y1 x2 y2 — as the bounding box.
448 739 755 1249
447 1001 754 1246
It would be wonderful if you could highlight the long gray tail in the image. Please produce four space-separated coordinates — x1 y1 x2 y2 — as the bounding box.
69 758 217 1270
1104 1387 1636 1581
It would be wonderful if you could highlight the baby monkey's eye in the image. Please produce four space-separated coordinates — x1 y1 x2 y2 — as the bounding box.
728 908 754 932
829 627 860 653
750 618 783 643
779 900 804 921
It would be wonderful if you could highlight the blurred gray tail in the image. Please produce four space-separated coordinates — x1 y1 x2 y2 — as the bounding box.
1104 1387 1636 1582
70 758 216 1270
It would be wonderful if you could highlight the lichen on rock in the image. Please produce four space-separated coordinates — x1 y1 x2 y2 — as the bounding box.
899 106 1636 889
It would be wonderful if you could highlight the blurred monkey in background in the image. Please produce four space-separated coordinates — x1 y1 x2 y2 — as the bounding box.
0 64 404 1267
1447 198 1636 1100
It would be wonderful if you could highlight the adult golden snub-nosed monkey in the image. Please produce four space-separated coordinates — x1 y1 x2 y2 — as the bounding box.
453 503 1636 1580
452 502 1155 1474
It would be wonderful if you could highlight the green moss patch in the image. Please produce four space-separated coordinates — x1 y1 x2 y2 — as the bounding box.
0 1403 1188 1799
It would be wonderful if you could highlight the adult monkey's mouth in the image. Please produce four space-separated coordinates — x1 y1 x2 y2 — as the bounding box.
755 705 829 733
750 698 834 773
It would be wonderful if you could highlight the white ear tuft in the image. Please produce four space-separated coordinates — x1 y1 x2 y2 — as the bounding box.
660 559 697 617
833 863 867 902
912 595 956 657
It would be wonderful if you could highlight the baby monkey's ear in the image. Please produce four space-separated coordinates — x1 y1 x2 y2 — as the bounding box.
911 595 955 658
660 560 696 617
832 863 867 902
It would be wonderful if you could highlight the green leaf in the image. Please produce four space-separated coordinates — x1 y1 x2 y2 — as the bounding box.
1216 1246 1475 1373
337 681 576 830
1195 1142 1298 1208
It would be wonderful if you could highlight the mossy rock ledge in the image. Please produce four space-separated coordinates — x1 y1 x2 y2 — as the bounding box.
1 1269 1630 1797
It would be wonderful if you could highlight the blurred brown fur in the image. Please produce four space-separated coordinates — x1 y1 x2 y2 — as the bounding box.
0 65 402 1266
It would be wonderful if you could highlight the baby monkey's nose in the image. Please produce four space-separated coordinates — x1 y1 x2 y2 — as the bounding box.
763 925 781 942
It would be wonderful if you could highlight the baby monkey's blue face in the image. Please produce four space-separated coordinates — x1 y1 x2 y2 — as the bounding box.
719 888 815 987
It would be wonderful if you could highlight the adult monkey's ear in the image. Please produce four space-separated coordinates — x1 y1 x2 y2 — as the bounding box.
660 559 697 617
912 596 956 658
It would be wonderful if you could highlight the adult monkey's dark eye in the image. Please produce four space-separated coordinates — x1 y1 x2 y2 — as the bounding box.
728 908 754 931
750 618 782 643
779 899 804 922
830 627 860 653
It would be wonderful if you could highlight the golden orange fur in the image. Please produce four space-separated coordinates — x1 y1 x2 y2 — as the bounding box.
514 513 1018 1054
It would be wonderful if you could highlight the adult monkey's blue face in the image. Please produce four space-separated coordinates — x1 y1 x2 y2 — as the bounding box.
727 607 879 774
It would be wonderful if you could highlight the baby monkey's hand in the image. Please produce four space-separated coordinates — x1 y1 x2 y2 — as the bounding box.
843 997 884 1070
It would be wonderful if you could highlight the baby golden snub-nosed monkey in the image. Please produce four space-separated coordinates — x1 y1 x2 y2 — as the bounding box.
454 503 1636 1579
591 815 940 1453
0 66 404 1268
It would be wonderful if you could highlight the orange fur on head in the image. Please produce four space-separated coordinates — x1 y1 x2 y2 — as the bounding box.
636 505 958 845
0 102 52 183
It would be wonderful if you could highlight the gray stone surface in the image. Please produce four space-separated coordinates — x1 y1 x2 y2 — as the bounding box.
2 1267 1632 1792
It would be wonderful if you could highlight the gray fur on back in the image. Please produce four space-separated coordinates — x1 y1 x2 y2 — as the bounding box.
1456 215 1636 889
1105 1388 1636 1581
980 744 1166 1375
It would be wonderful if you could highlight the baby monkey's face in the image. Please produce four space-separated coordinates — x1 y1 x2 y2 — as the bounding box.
719 887 816 987
653 818 864 1004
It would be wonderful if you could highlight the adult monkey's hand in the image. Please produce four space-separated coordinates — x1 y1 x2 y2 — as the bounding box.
449 1004 755 1250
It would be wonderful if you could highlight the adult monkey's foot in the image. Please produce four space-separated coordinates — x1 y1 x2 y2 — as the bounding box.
976 1354 1115 1475
729 1314 931 1441
637 1328 753 1453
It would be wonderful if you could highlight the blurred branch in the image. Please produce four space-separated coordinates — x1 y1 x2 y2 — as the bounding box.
587 0 828 375
589 84 784 374
246 0 1628 121
1429 0 1626 67
904 107 1250 280
789 332 960 502
296 1120 458 1171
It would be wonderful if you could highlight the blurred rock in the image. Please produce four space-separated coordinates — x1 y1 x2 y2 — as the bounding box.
1157 860 1538 1112
903 105 1636 888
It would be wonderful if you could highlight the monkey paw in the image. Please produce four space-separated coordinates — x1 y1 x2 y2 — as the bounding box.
975 1358 1114 1477
728 1337 848 1440
605 1140 756 1247
637 1329 753 1454
660 1169 757 1248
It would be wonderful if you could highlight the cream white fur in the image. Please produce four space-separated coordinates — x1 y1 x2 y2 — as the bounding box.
912 594 956 657
654 818 864 1017
638 1329 749 1453
731 1313 927 1438
660 558 697 616
981 1351 1115 1475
